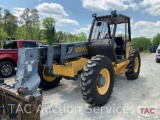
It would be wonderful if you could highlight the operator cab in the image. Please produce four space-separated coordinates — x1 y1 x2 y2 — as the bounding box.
88 11 131 63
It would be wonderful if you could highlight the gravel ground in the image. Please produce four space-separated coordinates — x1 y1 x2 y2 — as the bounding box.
3 53 160 120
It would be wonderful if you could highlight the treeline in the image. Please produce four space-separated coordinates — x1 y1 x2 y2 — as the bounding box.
0 7 159 50
132 33 160 51
118 33 160 51
0 7 87 44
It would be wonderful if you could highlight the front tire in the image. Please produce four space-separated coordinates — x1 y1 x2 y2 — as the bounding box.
81 55 114 106
38 64 62 90
0 61 14 78
125 50 141 80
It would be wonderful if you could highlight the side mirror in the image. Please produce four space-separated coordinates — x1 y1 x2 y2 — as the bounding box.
111 10 117 24
111 10 117 16
92 14 97 18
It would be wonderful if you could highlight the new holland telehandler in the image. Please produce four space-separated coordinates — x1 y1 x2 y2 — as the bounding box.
0 11 141 119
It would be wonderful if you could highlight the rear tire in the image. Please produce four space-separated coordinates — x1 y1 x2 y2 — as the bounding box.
0 61 14 78
156 58 160 63
125 50 141 80
38 64 62 90
81 55 114 106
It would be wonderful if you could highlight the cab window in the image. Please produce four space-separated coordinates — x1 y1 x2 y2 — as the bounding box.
3 41 18 49
22 42 36 48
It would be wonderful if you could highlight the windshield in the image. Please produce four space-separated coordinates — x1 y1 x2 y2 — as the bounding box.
90 20 114 41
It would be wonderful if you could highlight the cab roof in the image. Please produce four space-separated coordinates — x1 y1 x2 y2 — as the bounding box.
93 12 130 24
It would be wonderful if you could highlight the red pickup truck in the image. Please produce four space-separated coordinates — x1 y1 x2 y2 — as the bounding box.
0 40 46 77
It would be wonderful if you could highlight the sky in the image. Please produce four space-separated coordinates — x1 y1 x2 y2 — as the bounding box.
0 0 160 38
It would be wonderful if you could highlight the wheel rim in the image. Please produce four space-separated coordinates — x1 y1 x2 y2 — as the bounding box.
43 67 56 82
97 68 110 95
134 57 139 73
1 64 12 76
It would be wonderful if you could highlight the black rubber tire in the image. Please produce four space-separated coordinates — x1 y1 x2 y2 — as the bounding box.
125 49 141 80
38 64 62 90
156 58 160 63
81 55 114 106
0 61 14 78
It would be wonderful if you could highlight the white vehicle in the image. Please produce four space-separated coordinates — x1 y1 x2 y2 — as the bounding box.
156 44 160 63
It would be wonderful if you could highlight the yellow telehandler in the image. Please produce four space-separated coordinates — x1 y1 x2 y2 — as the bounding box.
0 11 140 119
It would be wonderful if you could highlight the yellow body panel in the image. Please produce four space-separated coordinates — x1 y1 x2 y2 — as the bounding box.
53 58 130 78
53 58 88 77
113 60 130 75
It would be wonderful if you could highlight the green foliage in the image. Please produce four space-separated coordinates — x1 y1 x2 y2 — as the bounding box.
0 29 7 48
42 17 55 44
0 7 87 44
21 8 40 40
42 17 55 30
77 32 87 42
152 33 160 45
132 37 152 51
3 9 18 37
1 6 159 48
14 26 26 39
0 6 2 20
0 29 8 40
55 32 87 43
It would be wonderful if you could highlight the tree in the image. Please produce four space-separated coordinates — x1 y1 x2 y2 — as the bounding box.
55 31 63 43
30 9 39 39
0 29 7 48
0 7 2 29
21 8 32 39
152 33 160 45
0 6 89 44
132 37 152 51
54 31 87 43
42 17 55 44
3 9 18 38
3 9 10 31
0 7 2 22
77 32 87 42
0 7 7 48
14 26 26 39
20 8 40 40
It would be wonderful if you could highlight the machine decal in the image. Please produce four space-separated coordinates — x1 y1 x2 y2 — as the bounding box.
75 46 88 52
